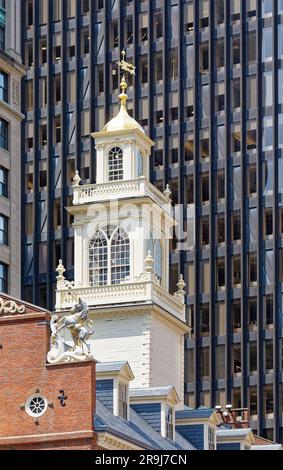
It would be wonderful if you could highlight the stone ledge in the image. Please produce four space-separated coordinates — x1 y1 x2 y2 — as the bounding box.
0 430 96 446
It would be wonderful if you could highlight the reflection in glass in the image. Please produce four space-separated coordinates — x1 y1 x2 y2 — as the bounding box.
264 250 274 285
169 5 179 40
262 28 272 62
187 206 195 250
279 24 283 59
263 71 273 108
170 48 178 81
67 112 75 145
279 70 283 104
281 294 283 328
263 160 274 195
216 125 225 160
248 208 257 243
25 244 33 276
232 166 241 201
262 0 273 17
185 45 194 79
279 114 283 149
201 85 210 119
53 156 62 190
111 0 118 13
262 116 273 150
96 22 104 57
279 158 283 193
247 32 256 64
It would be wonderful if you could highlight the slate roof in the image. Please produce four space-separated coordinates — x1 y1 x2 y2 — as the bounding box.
175 432 197 450
217 428 252 438
95 400 196 450
95 400 155 449
130 386 175 398
96 361 130 373
176 406 215 420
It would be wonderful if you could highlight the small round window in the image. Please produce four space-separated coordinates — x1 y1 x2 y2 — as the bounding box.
25 394 48 418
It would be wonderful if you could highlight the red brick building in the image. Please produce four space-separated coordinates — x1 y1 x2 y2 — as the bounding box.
0 294 98 450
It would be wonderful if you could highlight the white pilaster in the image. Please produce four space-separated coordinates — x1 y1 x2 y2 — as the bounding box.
74 227 84 286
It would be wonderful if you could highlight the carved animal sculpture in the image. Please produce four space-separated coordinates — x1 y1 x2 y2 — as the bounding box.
55 299 94 354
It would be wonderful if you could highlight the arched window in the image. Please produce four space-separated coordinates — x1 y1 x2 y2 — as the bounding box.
108 147 123 181
89 227 130 286
111 228 130 285
146 234 162 282
89 230 108 286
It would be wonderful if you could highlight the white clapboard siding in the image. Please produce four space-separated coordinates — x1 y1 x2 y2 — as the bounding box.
89 315 151 388
150 316 184 402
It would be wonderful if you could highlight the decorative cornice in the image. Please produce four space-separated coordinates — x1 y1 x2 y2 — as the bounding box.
97 432 144 451
0 297 26 316
91 128 155 147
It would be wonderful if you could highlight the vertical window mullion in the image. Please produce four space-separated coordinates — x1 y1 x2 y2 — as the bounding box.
108 239 111 285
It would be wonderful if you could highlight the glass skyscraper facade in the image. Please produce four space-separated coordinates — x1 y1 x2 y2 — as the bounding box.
21 0 283 442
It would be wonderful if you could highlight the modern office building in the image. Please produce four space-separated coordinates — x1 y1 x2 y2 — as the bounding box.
21 0 283 442
0 0 25 297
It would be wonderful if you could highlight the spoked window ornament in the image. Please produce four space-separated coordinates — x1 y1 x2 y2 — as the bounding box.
25 394 48 418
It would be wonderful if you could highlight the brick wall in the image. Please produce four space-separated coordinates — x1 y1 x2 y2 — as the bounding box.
0 307 97 450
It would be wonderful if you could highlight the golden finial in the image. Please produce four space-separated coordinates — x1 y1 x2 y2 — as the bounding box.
117 49 136 108
117 49 136 77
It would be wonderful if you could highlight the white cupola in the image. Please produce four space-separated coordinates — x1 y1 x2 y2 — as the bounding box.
56 51 189 403
93 75 153 184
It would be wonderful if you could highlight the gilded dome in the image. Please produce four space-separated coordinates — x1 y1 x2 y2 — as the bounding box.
103 75 145 134
103 106 145 134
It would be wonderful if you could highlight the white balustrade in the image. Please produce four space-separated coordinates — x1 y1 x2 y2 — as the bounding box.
55 277 185 323
72 177 171 211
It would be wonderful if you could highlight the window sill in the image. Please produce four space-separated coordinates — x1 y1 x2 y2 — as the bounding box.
250 415 258 421
218 286 226 292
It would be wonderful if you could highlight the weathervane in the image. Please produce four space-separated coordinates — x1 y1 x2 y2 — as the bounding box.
117 49 136 77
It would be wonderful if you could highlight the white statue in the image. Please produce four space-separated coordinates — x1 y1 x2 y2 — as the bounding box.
47 298 94 364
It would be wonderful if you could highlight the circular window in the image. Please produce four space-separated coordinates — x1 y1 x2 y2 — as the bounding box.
25 394 48 418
